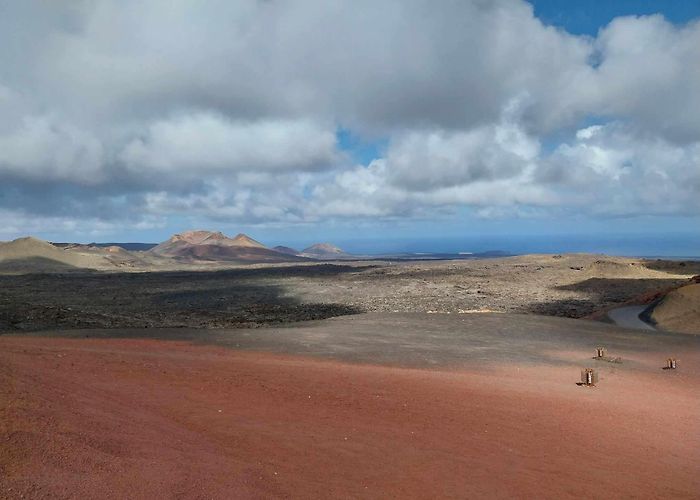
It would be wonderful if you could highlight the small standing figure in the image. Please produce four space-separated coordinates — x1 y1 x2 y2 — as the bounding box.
666 358 677 370
580 368 598 386
595 347 606 358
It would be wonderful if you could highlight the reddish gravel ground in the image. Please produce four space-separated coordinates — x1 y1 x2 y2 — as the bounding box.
1 335 699 499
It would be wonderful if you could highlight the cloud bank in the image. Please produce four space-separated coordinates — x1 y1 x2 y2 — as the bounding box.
0 0 699 237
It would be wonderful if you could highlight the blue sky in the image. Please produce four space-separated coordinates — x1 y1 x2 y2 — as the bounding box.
531 0 700 35
1 1 699 255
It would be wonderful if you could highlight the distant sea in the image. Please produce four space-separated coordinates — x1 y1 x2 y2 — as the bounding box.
335 233 700 259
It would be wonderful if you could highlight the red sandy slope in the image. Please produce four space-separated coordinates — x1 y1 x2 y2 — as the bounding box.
1 336 699 499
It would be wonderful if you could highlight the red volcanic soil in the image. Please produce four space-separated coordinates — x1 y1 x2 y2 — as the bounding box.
1 336 699 499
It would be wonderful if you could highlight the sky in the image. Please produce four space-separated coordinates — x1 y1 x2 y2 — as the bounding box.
0 0 699 254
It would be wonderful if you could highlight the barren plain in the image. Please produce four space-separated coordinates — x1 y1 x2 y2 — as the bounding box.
2 253 699 331
2 252 700 499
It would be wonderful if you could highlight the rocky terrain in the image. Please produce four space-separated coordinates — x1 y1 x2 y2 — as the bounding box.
0 265 361 331
284 253 700 319
1 250 698 332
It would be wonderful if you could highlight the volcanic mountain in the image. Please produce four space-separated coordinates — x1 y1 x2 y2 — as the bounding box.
301 243 351 259
150 230 307 263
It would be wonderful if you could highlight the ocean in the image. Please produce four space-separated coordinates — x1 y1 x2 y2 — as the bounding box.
334 233 700 259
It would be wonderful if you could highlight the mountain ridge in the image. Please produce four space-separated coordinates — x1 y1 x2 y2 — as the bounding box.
150 230 307 263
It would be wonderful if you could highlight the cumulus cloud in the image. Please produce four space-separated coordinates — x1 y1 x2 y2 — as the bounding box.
0 116 105 184
308 118 553 219
311 119 700 220
541 123 700 215
121 114 338 175
5 0 593 132
0 207 165 242
592 15 700 143
143 172 310 224
384 105 540 191
0 0 699 235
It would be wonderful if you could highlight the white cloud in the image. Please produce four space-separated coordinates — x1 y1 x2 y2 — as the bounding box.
575 125 603 141
384 107 540 191
592 15 700 143
310 120 700 220
308 116 553 218
0 208 165 241
120 113 338 175
0 116 105 184
0 0 699 233
142 172 310 224
541 123 700 215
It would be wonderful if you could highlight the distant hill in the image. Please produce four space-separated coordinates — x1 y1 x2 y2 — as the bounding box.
644 277 700 334
301 243 351 259
53 242 158 251
0 236 111 273
150 230 308 263
273 246 301 256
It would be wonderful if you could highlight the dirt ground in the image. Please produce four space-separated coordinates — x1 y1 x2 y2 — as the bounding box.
1 254 698 332
2 254 699 498
2 313 699 499
19 312 698 368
